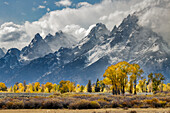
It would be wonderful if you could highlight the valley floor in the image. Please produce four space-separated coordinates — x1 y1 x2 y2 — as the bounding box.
0 108 170 113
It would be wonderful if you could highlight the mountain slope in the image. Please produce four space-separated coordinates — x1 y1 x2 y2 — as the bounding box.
0 48 5 58
1 14 169 85
44 31 78 52
20 33 52 60
36 14 170 84
0 48 21 82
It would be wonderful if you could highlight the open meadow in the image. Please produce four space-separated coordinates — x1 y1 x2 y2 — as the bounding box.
0 93 170 111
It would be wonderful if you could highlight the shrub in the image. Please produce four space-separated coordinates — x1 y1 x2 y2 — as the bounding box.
53 93 61 96
130 100 141 107
152 101 166 108
97 99 110 108
161 97 170 102
71 94 92 99
133 105 140 108
121 101 133 108
0 100 5 109
69 100 100 109
165 102 170 108
42 99 63 109
111 101 120 108
143 98 159 105
59 97 76 108
143 99 152 104
24 100 42 109
151 98 159 103
5 101 24 109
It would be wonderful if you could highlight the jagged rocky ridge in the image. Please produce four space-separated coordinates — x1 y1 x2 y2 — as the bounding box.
44 31 79 52
0 14 169 86
0 47 6 58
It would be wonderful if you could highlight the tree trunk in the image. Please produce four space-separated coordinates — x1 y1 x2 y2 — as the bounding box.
118 89 120 95
112 87 115 95
102 87 104 92
161 82 163 92
130 82 133 94
122 85 125 95
151 81 153 93
134 79 137 95
115 84 117 95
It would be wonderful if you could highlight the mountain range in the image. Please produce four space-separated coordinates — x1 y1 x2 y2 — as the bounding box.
0 13 169 86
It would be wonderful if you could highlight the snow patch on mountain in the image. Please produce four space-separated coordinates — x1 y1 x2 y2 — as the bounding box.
0 48 5 58
44 31 79 52
21 33 52 60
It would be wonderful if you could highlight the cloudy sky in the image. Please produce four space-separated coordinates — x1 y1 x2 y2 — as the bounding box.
0 0 170 49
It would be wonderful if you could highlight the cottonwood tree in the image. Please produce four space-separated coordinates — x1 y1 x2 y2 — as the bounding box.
130 63 143 95
34 82 40 92
103 65 117 95
103 61 131 95
98 80 105 92
0 82 7 91
138 79 146 92
153 73 165 92
148 73 154 92
45 82 53 93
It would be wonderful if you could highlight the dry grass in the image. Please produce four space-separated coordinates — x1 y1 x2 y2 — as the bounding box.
0 93 170 109
0 108 170 113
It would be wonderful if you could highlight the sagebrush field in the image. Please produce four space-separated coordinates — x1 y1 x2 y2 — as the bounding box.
0 93 170 109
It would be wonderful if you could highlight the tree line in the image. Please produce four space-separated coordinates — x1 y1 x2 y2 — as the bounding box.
102 61 167 95
0 61 169 94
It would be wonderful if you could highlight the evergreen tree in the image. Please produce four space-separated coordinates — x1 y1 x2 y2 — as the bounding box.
87 80 92 93
23 80 27 92
95 79 100 92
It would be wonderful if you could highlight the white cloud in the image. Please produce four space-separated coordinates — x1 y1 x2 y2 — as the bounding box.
137 0 170 45
38 5 46 9
4 2 9 5
55 0 72 7
62 24 86 40
0 22 30 49
77 2 92 8
47 8 50 12
0 0 170 49
25 0 137 39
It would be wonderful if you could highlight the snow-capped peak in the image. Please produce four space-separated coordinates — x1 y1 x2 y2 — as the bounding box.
20 33 52 60
44 30 78 52
32 33 43 42
88 23 110 37
55 30 63 36
5 48 20 58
